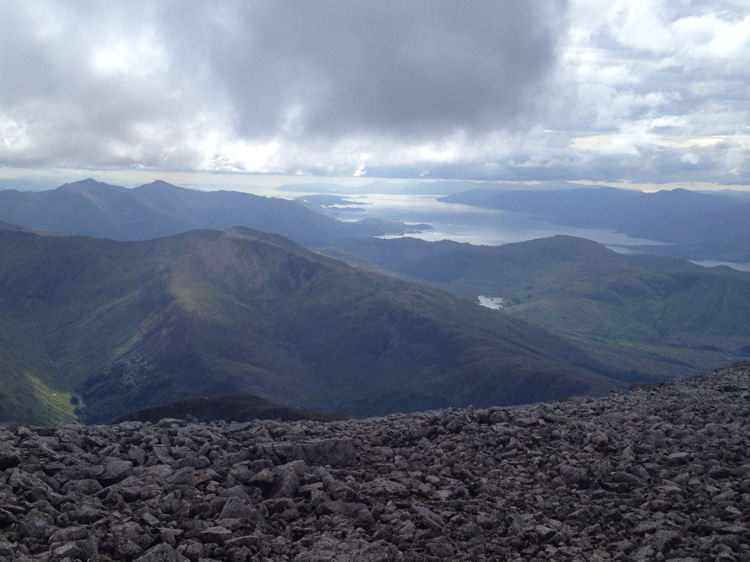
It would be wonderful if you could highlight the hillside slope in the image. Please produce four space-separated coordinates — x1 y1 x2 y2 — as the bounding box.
0 228 617 425
330 235 750 379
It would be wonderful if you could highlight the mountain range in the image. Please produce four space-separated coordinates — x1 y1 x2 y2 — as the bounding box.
0 225 620 426
441 186 750 262
1 179 748 426
327 235 750 379
0 179 425 245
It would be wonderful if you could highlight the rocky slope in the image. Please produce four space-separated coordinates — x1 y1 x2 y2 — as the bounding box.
0 362 748 561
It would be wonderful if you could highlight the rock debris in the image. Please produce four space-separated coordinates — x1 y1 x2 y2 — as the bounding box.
0 362 749 560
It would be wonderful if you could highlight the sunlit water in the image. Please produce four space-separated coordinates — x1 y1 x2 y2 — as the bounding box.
691 260 750 273
304 191 669 249
477 296 505 309
286 189 750 274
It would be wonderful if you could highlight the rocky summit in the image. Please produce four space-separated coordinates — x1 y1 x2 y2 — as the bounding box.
0 363 749 561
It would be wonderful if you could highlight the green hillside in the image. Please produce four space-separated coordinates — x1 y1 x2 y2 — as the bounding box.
330 236 750 380
0 228 619 425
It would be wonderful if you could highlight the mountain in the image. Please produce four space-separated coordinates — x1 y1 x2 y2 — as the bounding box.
107 393 348 424
0 227 620 425
441 187 750 261
0 179 426 245
327 235 750 379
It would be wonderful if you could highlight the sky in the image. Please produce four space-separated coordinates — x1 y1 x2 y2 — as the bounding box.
1 0 749 190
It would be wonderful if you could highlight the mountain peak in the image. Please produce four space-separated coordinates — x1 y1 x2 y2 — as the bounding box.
57 178 124 194
135 180 189 193
504 235 616 261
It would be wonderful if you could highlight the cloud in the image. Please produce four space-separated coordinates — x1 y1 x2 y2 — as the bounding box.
531 0 750 185
1 0 749 188
0 0 569 174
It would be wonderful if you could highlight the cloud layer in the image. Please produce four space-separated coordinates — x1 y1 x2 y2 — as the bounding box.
0 0 748 185
0 1 566 173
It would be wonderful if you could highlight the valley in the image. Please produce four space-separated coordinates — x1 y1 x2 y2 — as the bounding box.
0 225 619 425
328 235 750 380
0 179 748 426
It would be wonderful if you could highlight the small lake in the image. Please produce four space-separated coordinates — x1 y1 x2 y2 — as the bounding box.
477 296 504 310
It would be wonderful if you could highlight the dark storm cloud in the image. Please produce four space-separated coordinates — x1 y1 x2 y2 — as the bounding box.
156 0 568 140
0 0 569 171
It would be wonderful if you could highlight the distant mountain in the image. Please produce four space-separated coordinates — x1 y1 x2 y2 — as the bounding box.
0 178 426 245
441 187 750 261
328 235 750 379
0 227 619 425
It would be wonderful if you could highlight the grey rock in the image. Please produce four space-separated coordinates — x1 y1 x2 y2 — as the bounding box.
19 508 55 541
97 458 134 485
250 468 274 485
219 496 256 520
62 478 102 496
610 470 642 485
425 537 455 558
198 526 233 544
70 505 105 523
360 478 409 497
293 534 399 561
48 525 90 543
652 529 682 553
315 500 369 518
135 543 190 561
0 362 749 561
0 449 21 469
270 460 307 498
51 541 83 559
300 439 357 467
411 502 445 531
559 464 589 485
667 452 692 464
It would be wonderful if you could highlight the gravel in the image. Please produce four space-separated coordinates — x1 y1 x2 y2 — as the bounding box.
1 361 748 560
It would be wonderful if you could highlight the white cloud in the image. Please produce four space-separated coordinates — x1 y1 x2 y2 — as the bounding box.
0 0 749 187
539 0 750 184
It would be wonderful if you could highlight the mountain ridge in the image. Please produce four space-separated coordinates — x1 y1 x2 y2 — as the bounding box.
327 234 750 378
0 226 619 425
441 187 750 261
0 179 428 245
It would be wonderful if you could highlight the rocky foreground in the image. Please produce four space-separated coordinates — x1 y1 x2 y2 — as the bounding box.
1 363 749 561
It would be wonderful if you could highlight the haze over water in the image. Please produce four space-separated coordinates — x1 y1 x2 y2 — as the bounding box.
293 190 670 250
